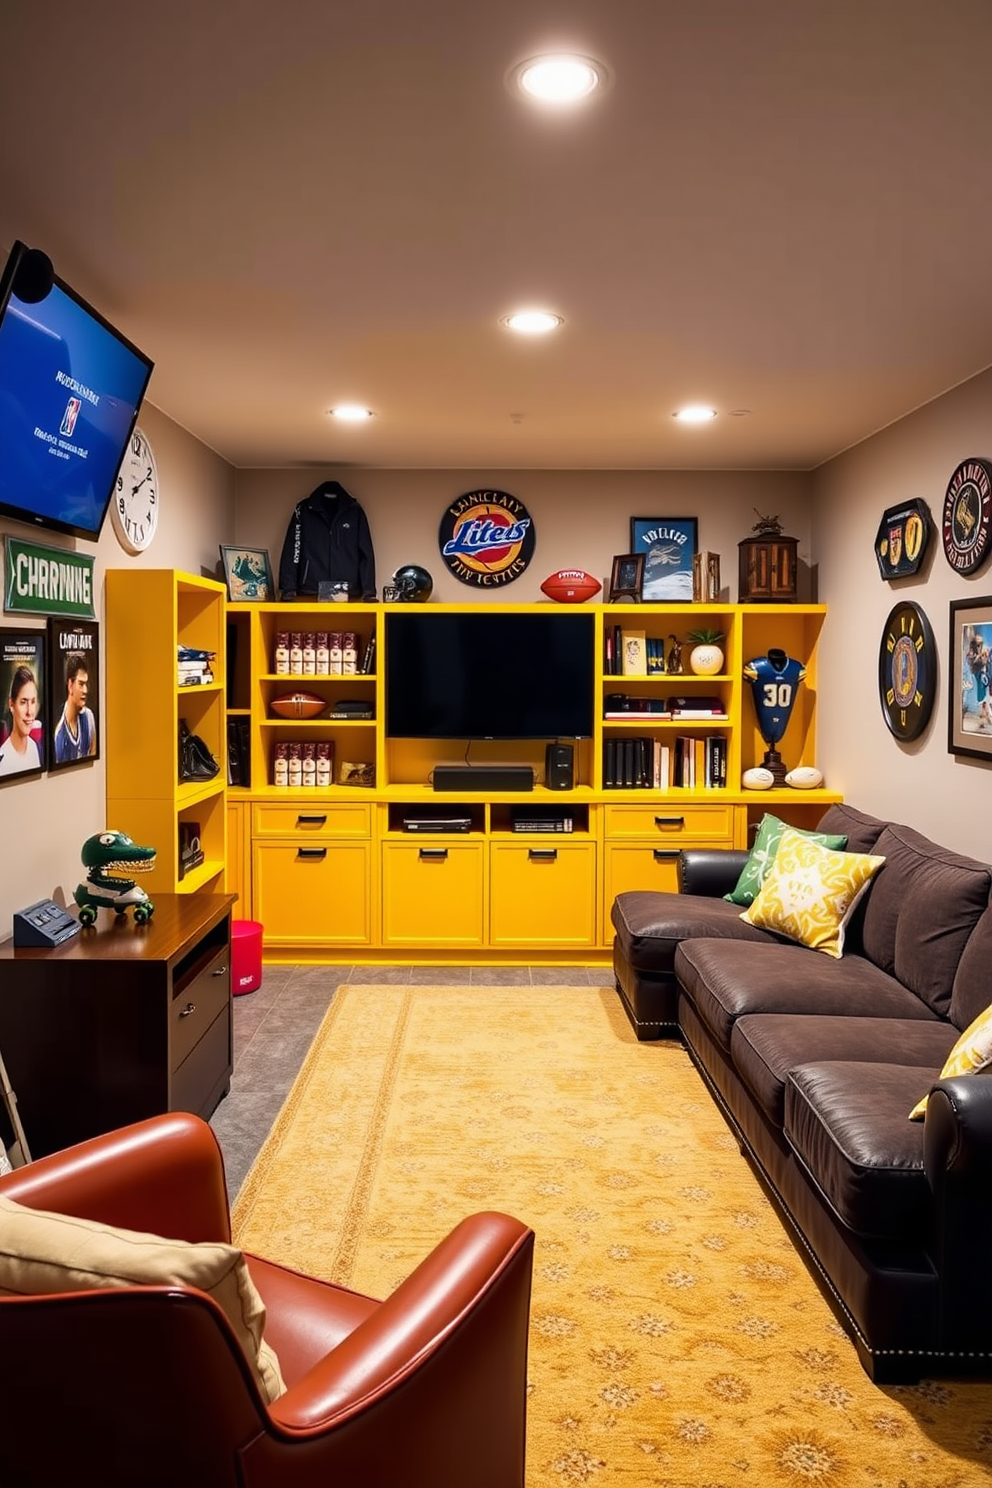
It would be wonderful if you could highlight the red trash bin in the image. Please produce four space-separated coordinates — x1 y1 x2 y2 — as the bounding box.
231 920 263 995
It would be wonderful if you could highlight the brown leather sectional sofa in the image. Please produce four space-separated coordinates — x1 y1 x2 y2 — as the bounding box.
611 803 992 1381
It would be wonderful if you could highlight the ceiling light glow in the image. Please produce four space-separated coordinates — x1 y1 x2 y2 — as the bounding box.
329 405 374 421
516 54 601 104
673 405 718 423
502 310 563 335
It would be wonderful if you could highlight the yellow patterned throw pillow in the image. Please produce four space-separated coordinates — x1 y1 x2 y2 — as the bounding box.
909 1002 992 1120
741 827 885 958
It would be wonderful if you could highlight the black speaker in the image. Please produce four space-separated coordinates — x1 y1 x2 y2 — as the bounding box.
433 764 534 792
545 742 574 791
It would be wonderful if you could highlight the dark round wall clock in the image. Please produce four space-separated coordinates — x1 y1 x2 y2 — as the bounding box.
878 600 937 741
942 458 992 574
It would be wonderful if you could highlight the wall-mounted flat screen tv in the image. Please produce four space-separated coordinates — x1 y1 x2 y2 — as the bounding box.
0 241 154 541
386 610 595 739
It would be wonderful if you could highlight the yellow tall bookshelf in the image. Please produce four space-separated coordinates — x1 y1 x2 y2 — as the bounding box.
106 569 227 896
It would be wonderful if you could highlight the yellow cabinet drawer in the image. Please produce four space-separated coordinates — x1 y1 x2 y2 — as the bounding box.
252 802 371 838
253 840 372 945
604 803 737 839
490 842 598 948
601 838 735 942
381 841 485 946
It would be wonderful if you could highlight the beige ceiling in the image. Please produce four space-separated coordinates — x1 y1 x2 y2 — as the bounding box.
3 0 992 472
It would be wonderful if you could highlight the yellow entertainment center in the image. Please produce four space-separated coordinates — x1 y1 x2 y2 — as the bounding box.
106 571 840 965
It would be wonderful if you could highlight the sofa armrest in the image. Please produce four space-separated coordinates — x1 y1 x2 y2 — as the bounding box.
677 849 749 898
923 1073 992 1348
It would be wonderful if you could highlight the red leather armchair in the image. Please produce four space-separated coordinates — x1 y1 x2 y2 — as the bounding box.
0 1112 534 1488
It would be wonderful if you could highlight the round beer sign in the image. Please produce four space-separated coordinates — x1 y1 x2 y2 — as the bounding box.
438 489 536 588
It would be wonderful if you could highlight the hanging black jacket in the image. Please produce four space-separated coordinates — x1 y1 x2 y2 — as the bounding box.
278 481 376 599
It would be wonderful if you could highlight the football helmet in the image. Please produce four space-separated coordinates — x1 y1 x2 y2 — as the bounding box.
392 564 433 602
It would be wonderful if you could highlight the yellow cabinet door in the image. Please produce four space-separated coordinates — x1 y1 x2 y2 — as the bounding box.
253 840 372 946
225 799 247 913
381 841 485 946
601 838 734 943
489 842 597 948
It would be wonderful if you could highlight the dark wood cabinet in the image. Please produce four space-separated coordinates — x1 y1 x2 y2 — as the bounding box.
0 894 233 1158
738 534 798 602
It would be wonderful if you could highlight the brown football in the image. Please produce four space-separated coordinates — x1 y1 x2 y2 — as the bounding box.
269 692 325 719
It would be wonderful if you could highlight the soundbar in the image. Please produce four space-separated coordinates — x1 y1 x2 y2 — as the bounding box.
433 764 535 792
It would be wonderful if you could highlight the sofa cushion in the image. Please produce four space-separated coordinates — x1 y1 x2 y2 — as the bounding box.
741 830 885 957
859 824 992 1017
724 813 848 907
785 1062 934 1241
732 1014 957 1128
816 803 887 855
675 939 939 1054
909 1001 992 1120
611 890 777 977
949 901 992 1031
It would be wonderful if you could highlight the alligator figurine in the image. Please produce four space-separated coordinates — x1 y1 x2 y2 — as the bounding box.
74 830 157 926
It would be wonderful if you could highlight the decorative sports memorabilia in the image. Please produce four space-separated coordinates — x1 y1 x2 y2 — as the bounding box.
743 649 806 783
877 600 936 742
540 569 601 603
438 489 535 588
269 692 326 719
942 458 992 575
630 517 697 601
948 594 992 760
784 765 824 789
111 427 159 554
47 617 100 771
874 498 931 580
741 766 775 790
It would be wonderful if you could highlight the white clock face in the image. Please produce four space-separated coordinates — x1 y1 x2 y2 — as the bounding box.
111 427 159 554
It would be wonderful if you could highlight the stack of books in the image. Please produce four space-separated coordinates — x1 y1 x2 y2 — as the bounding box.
177 645 215 686
603 734 728 789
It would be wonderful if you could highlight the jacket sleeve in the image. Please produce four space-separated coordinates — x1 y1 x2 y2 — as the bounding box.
356 504 377 600
278 505 303 599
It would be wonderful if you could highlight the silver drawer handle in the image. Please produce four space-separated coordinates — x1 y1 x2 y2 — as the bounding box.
419 847 448 860
179 1002 196 1018
212 965 228 976
528 848 558 861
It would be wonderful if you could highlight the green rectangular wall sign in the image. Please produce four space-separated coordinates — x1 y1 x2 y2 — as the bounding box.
4 537 96 619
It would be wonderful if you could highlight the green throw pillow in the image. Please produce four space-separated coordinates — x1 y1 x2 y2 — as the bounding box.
724 814 848 907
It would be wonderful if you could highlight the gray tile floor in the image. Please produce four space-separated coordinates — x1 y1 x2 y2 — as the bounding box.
209 963 616 1199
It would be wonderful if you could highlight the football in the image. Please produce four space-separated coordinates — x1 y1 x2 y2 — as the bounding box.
540 569 602 603
742 766 775 790
269 692 325 720
785 765 824 789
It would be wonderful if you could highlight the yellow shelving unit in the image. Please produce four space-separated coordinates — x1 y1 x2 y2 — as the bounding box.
106 569 227 896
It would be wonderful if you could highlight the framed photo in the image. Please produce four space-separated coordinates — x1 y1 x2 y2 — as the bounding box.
0 629 46 782
630 517 698 601
874 498 932 580
609 553 645 602
220 546 274 602
949 595 992 759
47 618 100 770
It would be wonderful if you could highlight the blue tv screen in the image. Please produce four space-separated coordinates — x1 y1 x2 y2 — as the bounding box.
0 243 153 540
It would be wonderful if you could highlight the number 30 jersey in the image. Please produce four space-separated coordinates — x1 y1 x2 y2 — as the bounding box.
743 651 806 745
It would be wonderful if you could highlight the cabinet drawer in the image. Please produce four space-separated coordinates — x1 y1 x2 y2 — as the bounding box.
381 841 485 946
252 802 371 838
253 841 372 945
171 945 231 1071
602 838 735 942
604 803 736 839
490 842 597 947
172 1007 232 1119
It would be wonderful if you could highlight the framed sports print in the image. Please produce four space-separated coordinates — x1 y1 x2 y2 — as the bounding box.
874 498 932 580
0 630 46 782
630 517 697 601
877 600 936 743
220 545 274 602
47 618 100 770
609 553 644 602
948 595 992 759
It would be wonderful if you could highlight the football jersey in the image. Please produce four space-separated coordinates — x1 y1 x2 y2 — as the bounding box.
743 651 806 745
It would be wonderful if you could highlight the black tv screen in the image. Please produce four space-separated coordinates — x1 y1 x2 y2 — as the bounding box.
386 610 595 739
0 242 154 541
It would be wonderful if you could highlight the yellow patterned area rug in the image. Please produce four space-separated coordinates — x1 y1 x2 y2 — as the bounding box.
232 987 992 1487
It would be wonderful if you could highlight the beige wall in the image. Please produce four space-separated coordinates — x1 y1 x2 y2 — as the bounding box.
813 367 992 860
0 402 235 933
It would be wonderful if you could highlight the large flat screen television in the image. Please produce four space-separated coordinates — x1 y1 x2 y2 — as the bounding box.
0 241 154 541
385 610 595 739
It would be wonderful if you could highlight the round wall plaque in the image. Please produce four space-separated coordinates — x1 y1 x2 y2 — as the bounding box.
438 489 535 588
878 600 936 741
942 458 992 575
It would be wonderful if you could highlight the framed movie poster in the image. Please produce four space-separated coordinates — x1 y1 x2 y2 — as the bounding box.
630 517 698 601
948 595 992 760
0 630 46 781
47 618 100 770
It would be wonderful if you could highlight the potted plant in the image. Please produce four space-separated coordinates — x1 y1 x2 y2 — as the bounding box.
686 627 725 676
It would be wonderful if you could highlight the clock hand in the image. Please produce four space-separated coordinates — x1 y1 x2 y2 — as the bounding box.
130 472 152 496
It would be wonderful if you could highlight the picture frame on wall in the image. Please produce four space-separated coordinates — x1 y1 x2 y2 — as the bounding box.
948 595 992 760
47 618 100 771
0 629 46 782
220 545 274 602
630 517 698 601
609 553 645 602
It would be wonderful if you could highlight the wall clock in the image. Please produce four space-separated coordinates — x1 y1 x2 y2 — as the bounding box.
878 600 936 741
942 458 992 575
111 427 159 554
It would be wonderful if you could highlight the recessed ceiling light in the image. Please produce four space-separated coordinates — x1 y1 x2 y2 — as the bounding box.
513 54 604 105
673 405 718 423
501 310 563 335
328 405 374 422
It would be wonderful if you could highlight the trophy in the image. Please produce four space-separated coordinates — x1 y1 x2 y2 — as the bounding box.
743 649 807 785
